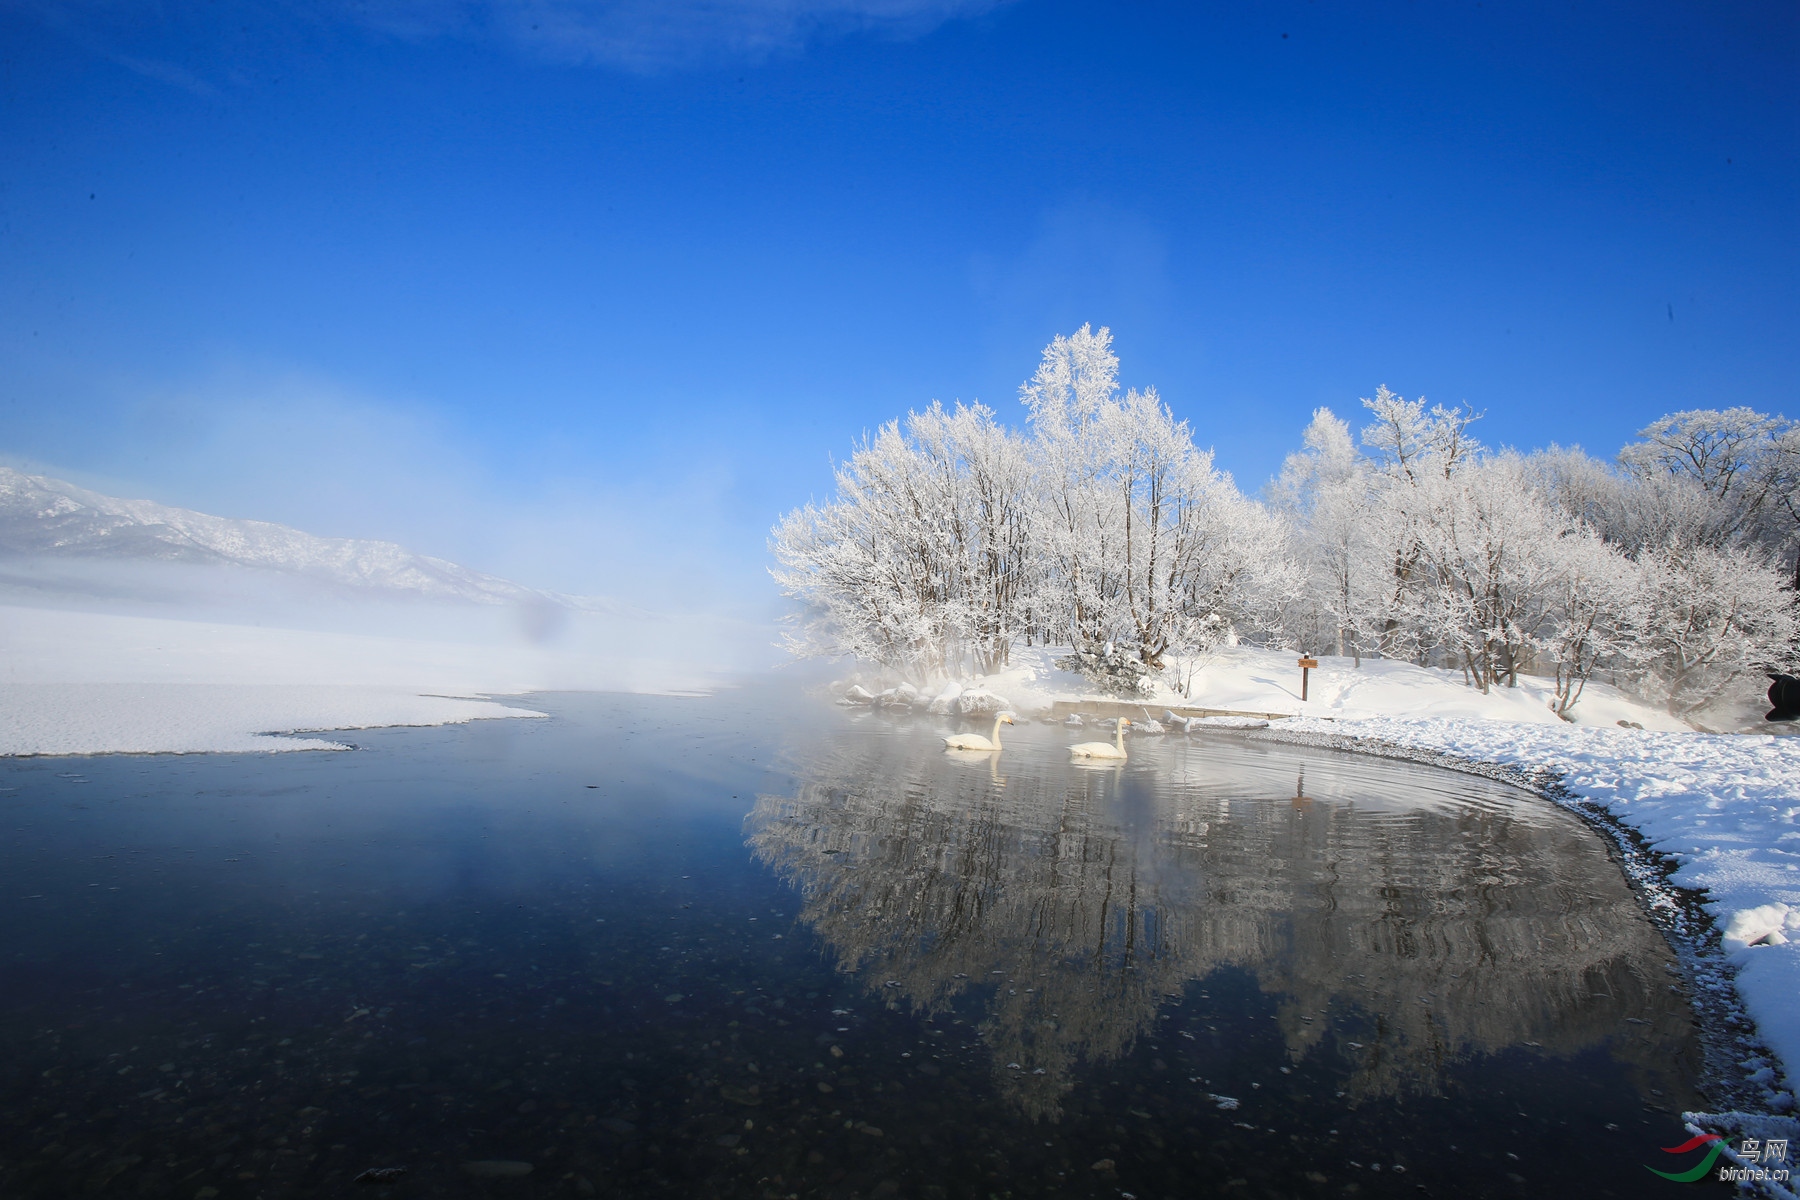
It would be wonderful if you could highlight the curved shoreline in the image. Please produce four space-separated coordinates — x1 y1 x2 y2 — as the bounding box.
1239 719 1794 1122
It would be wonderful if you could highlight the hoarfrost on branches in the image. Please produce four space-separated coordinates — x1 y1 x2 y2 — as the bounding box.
774 329 1796 720
772 326 1290 686
769 399 1033 683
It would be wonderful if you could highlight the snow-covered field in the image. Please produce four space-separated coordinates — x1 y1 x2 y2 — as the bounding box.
943 643 1694 731
0 467 775 755
0 604 557 753
0 602 765 755
0 683 545 754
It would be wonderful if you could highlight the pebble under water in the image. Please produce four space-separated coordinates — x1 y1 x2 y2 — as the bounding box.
0 688 1732 1198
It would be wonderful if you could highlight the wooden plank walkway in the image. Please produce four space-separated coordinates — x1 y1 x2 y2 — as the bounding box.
1046 699 1295 722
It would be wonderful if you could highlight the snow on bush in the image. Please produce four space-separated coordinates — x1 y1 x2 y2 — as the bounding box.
1054 645 1156 697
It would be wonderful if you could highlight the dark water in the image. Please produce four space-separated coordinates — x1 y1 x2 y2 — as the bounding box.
0 689 1728 1198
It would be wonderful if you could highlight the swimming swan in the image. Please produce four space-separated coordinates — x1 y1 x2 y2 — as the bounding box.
1070 717 1129 760
944 711 1015 752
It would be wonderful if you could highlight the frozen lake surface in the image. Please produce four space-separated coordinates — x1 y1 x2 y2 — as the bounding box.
0 689 1726 1197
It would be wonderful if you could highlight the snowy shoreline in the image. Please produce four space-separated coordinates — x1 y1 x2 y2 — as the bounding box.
1241 717 1799 1120
850 644 1800 1127
0 683 546 756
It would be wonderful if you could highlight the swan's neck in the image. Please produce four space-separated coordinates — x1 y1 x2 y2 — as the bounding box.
1115 724 1126 751
989 714 1004 749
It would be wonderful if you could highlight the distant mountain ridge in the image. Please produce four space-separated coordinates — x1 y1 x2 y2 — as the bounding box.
0 465 566 608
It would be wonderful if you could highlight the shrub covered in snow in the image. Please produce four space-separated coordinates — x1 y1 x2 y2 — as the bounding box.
1054 646 1156 697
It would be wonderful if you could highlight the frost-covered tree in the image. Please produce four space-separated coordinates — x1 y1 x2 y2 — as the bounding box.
774 332 1796 722
1526 440 1798 714
1359 385 1484 482
1287 396 1797 717
1023 327 1298 670
1772 423 1800 549
906 401 1038 673
770 400 1034 682
1532 444 1742 557
1271 408 1373 659
1019 326 1132 654
1344 389 1490 667
1621 407 1800 581
1622 541 1798 717
1395 454 1573 692
1621 408 1789 530
774 327 1301 687
1538 525 1640 718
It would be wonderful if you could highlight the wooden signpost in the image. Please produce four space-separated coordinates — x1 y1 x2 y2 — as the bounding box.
1297 656 1319 702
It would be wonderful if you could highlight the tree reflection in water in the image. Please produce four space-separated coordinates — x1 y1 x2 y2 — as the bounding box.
747 719 1700 1120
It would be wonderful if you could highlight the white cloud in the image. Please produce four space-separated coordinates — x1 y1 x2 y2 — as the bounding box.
104 50 221 96
507 0 1008 69
12 0 1009 89
351 0 1007 71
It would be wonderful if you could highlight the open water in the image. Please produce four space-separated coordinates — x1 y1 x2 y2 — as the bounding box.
0 688 1729 1197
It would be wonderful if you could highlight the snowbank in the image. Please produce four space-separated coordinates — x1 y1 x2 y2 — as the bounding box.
1280 712 1800 1104
0 683 543 755
949 644 1690 731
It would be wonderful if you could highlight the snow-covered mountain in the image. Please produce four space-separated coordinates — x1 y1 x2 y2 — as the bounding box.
0 465 556 607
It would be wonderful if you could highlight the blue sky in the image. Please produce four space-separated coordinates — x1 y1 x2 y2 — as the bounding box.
1 0 1794 611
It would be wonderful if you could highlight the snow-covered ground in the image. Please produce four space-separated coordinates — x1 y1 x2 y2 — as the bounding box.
947 644 1694 731
0 683 545 754
0 604 561 753
0 466 777 755
0 602 767 755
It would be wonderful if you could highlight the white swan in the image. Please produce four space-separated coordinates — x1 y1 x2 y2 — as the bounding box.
944 711 1014 752
1070 717 1129 759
